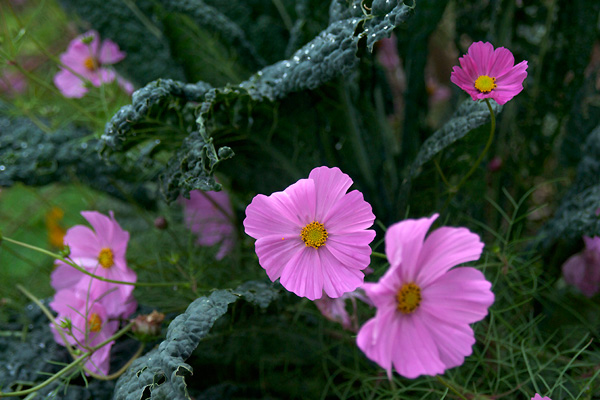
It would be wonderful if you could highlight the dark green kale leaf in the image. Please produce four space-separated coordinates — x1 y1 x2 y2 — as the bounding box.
0 103 157 208
112 281 278 400
409 99 502 178
536 123 600 248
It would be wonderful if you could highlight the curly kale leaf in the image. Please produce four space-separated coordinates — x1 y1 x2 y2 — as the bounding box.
112 282 278 400
158 1 413 200
101 79 213 153
409 99 503 178
0 104 157 208
536 123 600 248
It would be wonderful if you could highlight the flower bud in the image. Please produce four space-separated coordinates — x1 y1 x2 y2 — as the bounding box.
154 216 168 230
132 310 165 341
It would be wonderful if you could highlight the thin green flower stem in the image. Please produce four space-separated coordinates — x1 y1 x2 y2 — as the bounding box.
433 157 451 188
371 251 388 260
271 0 293 31
435 376 468 400
443 98 495 210
0 354 88 397
3 236 191 288
453 98 496 194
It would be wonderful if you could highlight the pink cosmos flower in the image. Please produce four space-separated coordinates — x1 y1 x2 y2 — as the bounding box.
450 41 528 105
50 288 119 375
315 288 372 331
181 189 235 260
244 166 376 300
562 236 600 297
356 214 494 379
54 30 127 98
51 211 137 317
532 395 552 400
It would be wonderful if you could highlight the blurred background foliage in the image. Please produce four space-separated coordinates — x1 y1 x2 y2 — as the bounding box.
1 0 600 398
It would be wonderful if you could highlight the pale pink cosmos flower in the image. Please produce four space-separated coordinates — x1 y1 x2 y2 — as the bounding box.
50 288 119 375
51 211 137 317
54 30 127 98
244 166 376 300
315 288 372 331
181 189 235 260
562 236 600 297
451 41 528 105
356 214 494 379
532 395 552 400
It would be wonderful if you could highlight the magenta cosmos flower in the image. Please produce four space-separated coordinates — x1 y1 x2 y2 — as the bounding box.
562 236 600 297
450 41 528 105
51 211 137 317
244 166 376 300
356 214 494 379
181 189 235 260
54 30 130 98
532 395 552 400
50 288 119 375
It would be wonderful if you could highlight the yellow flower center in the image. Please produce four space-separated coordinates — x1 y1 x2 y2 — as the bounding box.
88 313 102 333
300 221 328 249
98 248 114 269
396 283 422 314
474 75 497 93
83 56 98 71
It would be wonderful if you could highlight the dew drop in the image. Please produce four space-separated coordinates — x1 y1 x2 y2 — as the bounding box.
0 165 5 171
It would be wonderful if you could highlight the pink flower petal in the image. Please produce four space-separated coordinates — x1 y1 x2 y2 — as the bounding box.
421 267 494 324
51 262 86 291
385 214 438 281
416 226 484 287
53 70 88 98
319 247 365 298
99 38 126 64
323 190 376 233
417 310 476 369
326 230 375 270
356 306 399 379
81 211 129 257
467 42 495 75
280 247 323 300
255 235 305 281
63 225 101 258
308 166 353 220
489 47 515 77
392 313 447 378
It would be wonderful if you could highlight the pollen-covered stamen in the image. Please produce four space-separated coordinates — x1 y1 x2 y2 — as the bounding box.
396 283 422 314
98 247 114 269
88 312 102 333
83 56 98 71
300 221 328 249
474 75 497 93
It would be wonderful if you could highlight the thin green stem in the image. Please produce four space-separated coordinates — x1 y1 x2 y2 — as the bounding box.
3 236 190 288
435 376 468 400
443 99 496 209
371 251 388 260
433 157 451 188
0 355 87 397
454 98 496 192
